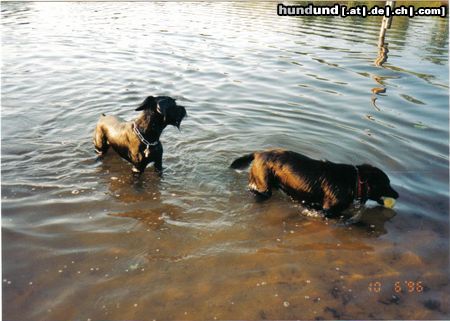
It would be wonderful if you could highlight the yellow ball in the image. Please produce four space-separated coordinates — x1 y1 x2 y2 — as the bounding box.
383 198 396 209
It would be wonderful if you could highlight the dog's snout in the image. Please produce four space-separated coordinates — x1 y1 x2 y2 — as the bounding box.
389 187 399 199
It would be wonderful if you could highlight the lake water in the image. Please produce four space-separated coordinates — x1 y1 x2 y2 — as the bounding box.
1 2 449 320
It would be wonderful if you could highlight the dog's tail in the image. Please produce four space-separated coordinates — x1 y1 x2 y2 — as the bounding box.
230 153 255 169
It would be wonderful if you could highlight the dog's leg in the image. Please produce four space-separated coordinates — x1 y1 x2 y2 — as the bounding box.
132 166 142 174
345 207 363 225
323 201 350 219
248 163 272 200
93 124 109 157
323 209 339 218
154 159 163 175
153 149 163 176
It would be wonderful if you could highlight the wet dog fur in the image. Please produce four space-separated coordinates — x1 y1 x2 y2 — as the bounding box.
93 96 186 173
230 149 399 216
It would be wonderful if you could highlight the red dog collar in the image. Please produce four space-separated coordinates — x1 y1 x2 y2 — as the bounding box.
354 166 369 201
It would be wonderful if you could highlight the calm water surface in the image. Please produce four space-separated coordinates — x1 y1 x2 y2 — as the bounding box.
2 2 449 320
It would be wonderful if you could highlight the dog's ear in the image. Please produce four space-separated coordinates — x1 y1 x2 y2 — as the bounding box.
360 164 390 184
155 97 175 119
156 97 186 129
135 96 157 111
359 164 376 178
174 105 187 129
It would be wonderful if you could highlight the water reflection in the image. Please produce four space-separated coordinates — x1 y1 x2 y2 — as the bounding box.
111 205 182 231
426 17 449 65
374 42 389 67
371 6 392 110
348 206 397 237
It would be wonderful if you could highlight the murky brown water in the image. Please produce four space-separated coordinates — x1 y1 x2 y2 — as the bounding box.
2 2 449 320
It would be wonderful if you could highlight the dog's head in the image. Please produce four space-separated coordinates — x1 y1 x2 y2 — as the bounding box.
136 96 187 129
359 164 399 205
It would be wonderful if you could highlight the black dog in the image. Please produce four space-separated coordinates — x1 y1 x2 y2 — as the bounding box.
93 96 186 173
230 149 399 216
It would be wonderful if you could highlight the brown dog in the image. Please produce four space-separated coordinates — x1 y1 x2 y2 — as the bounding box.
93 96 186 173
230 149 399 216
